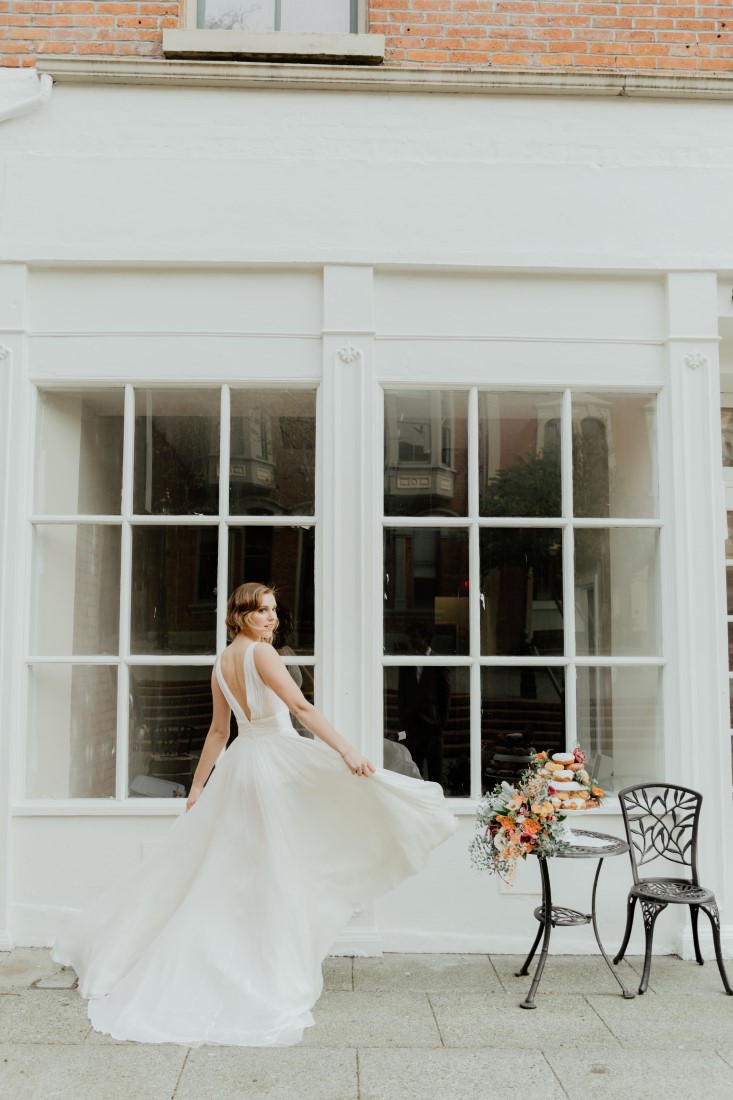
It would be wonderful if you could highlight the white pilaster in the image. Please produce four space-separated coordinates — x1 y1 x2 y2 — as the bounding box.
320 265 381 955
0 263 27 950
664 272 732 956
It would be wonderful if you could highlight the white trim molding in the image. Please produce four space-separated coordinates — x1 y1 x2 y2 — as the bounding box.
163 30 385 66
34 58 733 101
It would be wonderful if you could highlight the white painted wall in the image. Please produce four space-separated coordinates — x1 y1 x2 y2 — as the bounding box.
1 74 732 958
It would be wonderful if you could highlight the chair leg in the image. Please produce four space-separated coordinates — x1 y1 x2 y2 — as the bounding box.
701 902 733 996
690 905 704 965
614 894 637 966
639 900 667 995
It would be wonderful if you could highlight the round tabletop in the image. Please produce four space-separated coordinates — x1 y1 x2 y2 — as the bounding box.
557 828 629 860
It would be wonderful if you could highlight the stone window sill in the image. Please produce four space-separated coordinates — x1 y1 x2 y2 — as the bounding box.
162 30 385 66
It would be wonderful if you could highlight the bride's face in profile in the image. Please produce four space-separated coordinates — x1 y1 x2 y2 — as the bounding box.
244 593 278 640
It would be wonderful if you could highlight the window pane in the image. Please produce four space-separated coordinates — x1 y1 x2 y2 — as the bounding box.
576 666 662 790
27 664 117 798
575 528 659 657
384 666 470 796
728 569 733 616
31 525 121 656
202 0 275 30
229 390 316 517
727 512 733 559
481 667 566 792
200 0 351 31
384 390 468 517
129 666 213 799
282 0 351 32
479 528 563 656
573 393 657 518
383 528 470 655
35 390 124 515
479 392 562 517
723 409 733 467
131 527 217 655
133 389 220 516
228 526 315 654
285 666 315 738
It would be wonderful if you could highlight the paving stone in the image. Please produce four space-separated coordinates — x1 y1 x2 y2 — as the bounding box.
623 953 733 995
358 1048 566 1100
587 991 733 1050
0 949 62 990
429 992 620 1049
0 989 90 1044
354 954 501 993
302 991 440 1048
322 956 353 991
0 1042 186 1100
490 952 639 996
544 1048 733 1100
32 970 78 990
177 1047 358 1100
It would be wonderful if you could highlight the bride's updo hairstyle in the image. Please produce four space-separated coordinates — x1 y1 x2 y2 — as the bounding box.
226 582 278 642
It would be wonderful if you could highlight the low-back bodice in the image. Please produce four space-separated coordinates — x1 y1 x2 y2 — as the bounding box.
216 643 294 736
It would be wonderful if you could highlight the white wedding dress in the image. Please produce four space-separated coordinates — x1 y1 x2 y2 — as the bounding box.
52 642 457 1046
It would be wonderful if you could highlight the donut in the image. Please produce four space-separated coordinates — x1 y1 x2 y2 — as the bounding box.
553 770 574 781
552 753 575 764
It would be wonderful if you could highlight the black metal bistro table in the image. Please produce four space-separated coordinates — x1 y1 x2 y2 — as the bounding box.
516 828 636 1009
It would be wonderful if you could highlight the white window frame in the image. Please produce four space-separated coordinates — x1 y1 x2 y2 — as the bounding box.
380 384 666 810
21 381 318 814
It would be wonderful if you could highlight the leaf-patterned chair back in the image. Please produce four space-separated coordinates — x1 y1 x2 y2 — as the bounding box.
618 784 702 885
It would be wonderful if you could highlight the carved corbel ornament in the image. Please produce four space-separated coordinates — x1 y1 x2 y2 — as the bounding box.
337 343 360 364
0 345 10 361
683 351 709 371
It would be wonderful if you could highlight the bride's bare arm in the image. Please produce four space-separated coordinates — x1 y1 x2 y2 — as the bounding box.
186 669 231 810
253 644 375 777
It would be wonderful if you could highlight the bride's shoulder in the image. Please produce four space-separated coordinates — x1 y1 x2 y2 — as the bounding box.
251 641 281 669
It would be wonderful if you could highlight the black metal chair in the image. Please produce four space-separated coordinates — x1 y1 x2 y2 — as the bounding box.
613 783 732 996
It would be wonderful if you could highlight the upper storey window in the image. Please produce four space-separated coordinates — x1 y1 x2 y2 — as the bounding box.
201 0 354 33
165 0 384 64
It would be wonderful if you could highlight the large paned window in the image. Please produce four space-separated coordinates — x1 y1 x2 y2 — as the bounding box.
28 386 316 801
200 0 356 32
383 389 662 801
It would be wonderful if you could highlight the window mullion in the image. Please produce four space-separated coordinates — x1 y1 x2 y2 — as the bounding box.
561 388 576 752
116 384 135 801
218 385 231 653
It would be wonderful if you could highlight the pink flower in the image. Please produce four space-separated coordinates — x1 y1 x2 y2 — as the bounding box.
573 747 586 765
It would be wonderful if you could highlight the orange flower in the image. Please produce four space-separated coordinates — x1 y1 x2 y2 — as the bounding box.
507 795 522 810
496 814 515 830
530 803 543 815
592 787 604 798
535 751 548 761
522 819 541 835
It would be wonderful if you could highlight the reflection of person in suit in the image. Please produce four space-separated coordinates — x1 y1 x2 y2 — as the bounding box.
398 624 451 785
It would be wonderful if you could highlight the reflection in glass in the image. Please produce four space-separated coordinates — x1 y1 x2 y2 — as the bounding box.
576 666 661 790
727 568 733 616
201 0 350 32
133 389 220 516
129 666 213 798
131 527 217 655
27 664 117 798
722 409 733 468
35 389 124 515
575 528 659 657
729 677 733 727
573 392 657 518
229 390 316 516
32 525 121 656
727 512 733 559
228 526 315 654
383 666 470 796
480 528 563 656
384 390 468 517
481 667 566 792
383 528 470 655
479 392 562 517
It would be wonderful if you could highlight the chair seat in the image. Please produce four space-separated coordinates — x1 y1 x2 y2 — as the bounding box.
631 879 714 905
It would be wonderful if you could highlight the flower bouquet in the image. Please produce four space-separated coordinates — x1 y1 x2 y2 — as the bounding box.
470 749 606 883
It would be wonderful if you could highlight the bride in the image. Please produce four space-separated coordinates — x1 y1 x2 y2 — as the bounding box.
53 582 457 1047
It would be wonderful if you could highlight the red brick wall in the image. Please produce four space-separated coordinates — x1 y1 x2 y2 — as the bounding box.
2 0 732 72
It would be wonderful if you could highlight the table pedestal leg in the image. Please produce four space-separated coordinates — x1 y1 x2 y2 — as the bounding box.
590 858 635 1000
520 858 552 1009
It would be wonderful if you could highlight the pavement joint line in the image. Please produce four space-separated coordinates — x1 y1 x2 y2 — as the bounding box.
582 992 625 1046
425 992 444 1047
355 1047 361 1100
351 957 354 993
169 1047 190 1099
486 951 510 993
541 1050 571 1100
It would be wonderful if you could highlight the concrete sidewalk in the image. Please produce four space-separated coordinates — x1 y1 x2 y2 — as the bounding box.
1 948 732 1100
